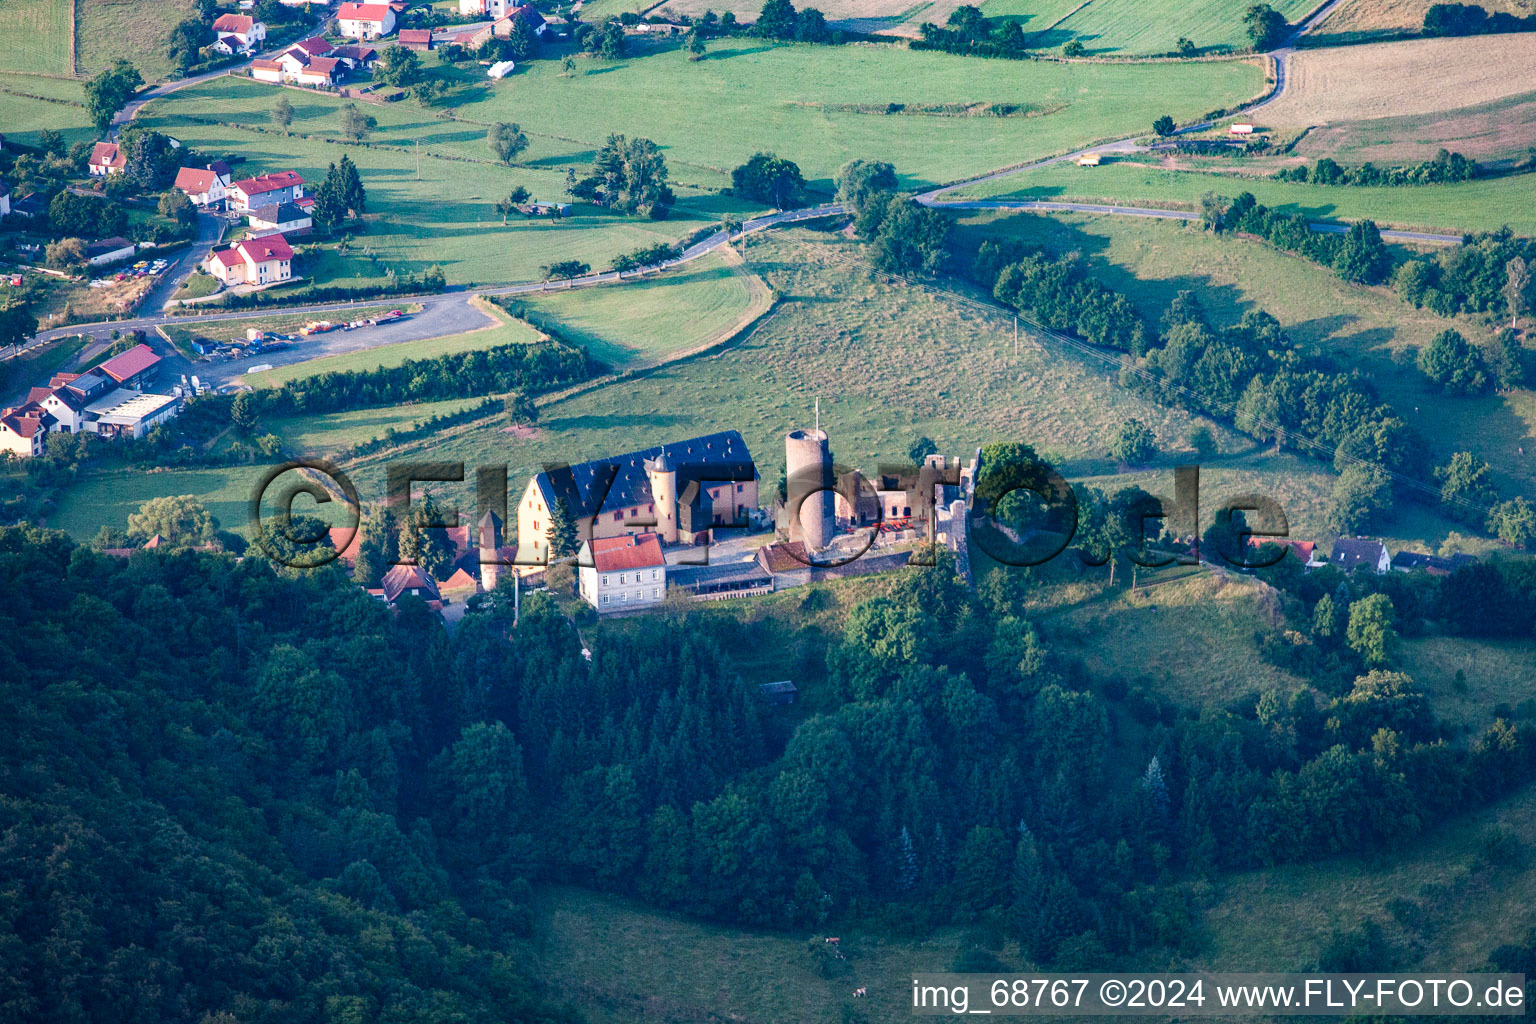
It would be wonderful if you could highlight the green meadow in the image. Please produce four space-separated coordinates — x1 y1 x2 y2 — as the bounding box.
517 251 768 369
439 41 1266 188
0 0 74 76
954 159 1536 235
1041 0 1315 53
134 75 759 286
0 72 94 148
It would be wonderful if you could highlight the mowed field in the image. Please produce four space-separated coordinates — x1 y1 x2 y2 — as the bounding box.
75 0 198 81
0 0 74 76
518 251 769 369
0 72 94 147
1258 35 1536 127
443 42 1267 188
956 159 1536 235
136 75 758 286
1040 0 1315 53
953 211 1536 516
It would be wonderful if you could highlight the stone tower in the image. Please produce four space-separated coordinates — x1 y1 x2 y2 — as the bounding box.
646 449 678 544
785 427 833 551
478 508 503 592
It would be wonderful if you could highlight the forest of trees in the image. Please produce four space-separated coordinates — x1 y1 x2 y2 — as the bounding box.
5 520 1536 1021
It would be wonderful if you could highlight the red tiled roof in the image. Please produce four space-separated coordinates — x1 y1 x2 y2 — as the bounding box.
398 28 431 43
175 166 217 193
757 540 810 573
89 141 124 169
237 233 293 263
232 170 305 196
441 568 479 593
299 56 341 77
381 563 440 602
1246 537 1316 562
209 245 243 272
291 35 333 54
338 2 391 21
328 527 362 565
591 532 664 572
251 58 283 71
26 387 53 404
212 13 254 32
0 402 55 439
99 343 160 384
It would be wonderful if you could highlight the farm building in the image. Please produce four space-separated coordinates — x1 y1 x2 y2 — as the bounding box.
83 237 136 267
758 681 797 706
397 28 432 50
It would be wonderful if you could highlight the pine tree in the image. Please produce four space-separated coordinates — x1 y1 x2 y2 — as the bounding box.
896 825 918 894
1141 755 1170 819
311 162 348 231
338 154 366 216
547 497 579 558
398 493 457 580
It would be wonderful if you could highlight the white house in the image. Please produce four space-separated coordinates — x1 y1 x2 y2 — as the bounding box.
247 201 312 236
294 56 343 86
1331 537 1392 574
577 532 667 611
336 2 396 38
250 58 285 83
173 164 231 207
207 233 294 287
211 13 267 52
0 403 54 458
227 170 306 213
88 141 126 177
0 180 10 217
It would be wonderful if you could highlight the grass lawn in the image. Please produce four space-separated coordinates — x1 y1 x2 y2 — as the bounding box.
952 211 1536 509
0 73 94 148
1040 572 1306 705
135 75 760 287
49 464 271 539
241 306 541 387
517 251 768 369
172 269 221 302
955 158 1536 235
440 42 1266 190
1041 0 1315 53
0 0 74 76
75 0 198 82
4 334 88 396
1399 635 1536 734
265 396 490 452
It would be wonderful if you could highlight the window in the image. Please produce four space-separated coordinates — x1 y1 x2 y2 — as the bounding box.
619 574 626 584
613 511 623 522
621 592 627 602
532 520 538 531
737 484 744 493
602 575 609 586
602 595 609 605
652 588 659 599
651 569 658 580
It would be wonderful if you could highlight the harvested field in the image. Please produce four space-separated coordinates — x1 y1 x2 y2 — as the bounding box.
1041 0 1316 53
76 0 199 81
1291 90 1536 169
1311 0 1530 40
1259 35 1536 126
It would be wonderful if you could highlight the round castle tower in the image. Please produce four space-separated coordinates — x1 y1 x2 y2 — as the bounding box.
646 450 678 544
786 428 833 551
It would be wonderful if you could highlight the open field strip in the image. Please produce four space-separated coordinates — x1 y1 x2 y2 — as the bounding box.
1290 90 1536 169
1257 34 1536 127
1309 0 1531 40
75 0 197 82
953 160 1536 235
1044 0 1315 53
0 72 93 148
440 41 1268 189
517 250 768 369
0 0 74 76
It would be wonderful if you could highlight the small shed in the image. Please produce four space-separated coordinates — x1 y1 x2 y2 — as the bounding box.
1229 123 1255 135
759 680 798 706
